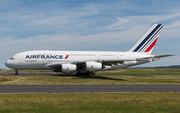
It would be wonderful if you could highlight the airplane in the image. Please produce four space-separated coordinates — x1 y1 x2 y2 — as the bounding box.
5 24 174 75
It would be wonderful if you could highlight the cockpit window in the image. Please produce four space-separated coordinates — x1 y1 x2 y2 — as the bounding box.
10 58 14 60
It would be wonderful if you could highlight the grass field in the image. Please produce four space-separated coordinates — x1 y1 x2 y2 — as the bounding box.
1 75 180 85
0 69 180 85
0 93 180 113
0 69 180 113
1 68 180 74
98 68 180 75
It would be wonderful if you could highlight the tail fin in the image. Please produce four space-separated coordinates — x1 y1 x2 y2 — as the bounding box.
129 24 164 55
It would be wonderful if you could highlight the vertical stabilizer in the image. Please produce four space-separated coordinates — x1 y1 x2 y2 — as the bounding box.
129 24 164 55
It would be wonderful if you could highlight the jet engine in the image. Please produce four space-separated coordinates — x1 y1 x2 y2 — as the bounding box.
86 61 103 71
61 64 77 73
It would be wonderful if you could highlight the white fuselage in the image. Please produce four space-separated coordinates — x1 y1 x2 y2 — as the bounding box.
5 50 150 71
5 24 172 75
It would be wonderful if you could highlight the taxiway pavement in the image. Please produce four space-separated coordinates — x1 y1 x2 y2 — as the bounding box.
0 85 180 94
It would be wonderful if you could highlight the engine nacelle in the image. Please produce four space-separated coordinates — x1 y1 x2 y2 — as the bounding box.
61 64 77 73
86 61 103 71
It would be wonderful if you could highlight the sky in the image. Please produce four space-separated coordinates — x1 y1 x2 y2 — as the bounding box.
0 0 180 69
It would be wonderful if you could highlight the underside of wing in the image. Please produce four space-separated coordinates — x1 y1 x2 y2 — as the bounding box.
101 61 124 66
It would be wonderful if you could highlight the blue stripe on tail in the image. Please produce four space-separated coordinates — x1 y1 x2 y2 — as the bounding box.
133 24 162 52
138 25 163 52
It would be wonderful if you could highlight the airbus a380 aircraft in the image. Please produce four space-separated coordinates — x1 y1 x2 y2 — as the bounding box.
5 24 174 75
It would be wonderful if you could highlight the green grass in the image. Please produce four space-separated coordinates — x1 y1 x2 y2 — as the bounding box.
0 70 45 73
97 72 180 75
0 75 180 85
0 69 180 112
116 69 180 72
1 68 180 73
97 69 180 75
0 69 180 85
0 93 180 113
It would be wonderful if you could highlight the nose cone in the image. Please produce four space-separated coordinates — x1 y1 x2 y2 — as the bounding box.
5 60 10 68
5 60 14 68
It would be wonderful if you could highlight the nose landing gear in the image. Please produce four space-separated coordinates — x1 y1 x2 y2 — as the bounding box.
15 70 19 75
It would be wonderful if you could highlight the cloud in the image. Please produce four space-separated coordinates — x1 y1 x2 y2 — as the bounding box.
1 12 180 57
106 17 129 29
105 13 180 30
166 21 180 28
0 0 180 69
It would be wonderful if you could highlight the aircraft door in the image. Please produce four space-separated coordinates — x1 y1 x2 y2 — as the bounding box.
116 53 119 59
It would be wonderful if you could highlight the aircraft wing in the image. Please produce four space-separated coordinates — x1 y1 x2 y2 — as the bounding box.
137 54 175 63
95 59 135 66
89 54 175 65
47 54 175 69
47 59 135 69
153 54 175 58
97 54 175 65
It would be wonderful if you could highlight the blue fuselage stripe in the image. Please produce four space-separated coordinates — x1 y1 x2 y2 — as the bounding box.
133 24 162 52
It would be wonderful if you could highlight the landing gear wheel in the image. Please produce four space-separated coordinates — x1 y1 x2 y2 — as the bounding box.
89 72 96 76
76 73 82 76
76 72 96 76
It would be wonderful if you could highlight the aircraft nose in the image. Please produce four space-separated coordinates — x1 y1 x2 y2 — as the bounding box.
5 60 9 67
5 60 13 68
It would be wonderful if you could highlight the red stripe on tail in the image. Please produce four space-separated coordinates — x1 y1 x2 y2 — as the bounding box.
144 37 158 52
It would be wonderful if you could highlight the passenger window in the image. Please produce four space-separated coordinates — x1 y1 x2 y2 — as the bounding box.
10 58 14 60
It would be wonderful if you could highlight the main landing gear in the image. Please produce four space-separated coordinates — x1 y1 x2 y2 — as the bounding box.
89 72 96 76
15 70 19 75
76 72 96 76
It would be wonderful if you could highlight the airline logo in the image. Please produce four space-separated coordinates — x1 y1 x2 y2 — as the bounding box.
65 55 69 59
133 24 163 53
25 55 63 59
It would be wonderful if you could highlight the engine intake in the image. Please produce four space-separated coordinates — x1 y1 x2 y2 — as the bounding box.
86 61 103 71
61 64 77 73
